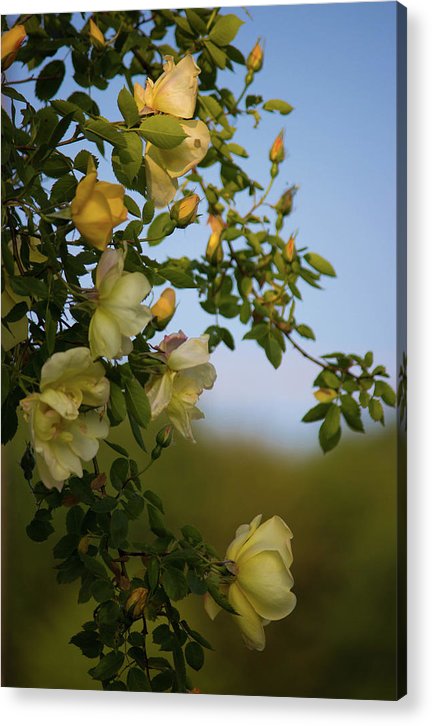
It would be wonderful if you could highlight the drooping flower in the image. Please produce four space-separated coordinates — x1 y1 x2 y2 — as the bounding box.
71 159 128 250
146 331 216 441
134 55 200 119
1 24 26 70
20 347 110 490
21 395 109 490
145 120 210 208
204 515 296 651
88 248 152 360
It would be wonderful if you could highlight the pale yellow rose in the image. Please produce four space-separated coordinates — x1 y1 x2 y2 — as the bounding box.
204 514 296 651
88 248 152 360
145 120 210 208
1 24 26 70
38 347 110 420
170 194 200 228
21 394 109 490
134 55 200 119
71 161 128 250
146 332 216 441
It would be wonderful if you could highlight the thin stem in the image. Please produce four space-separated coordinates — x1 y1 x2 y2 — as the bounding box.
7 208 25 275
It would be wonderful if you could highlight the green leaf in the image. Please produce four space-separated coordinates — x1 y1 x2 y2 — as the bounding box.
35 60 65 101
26 511 54 542
110 457 129 491
111 132 143 187
124 378 151 428
340 394 364 432
143 489 164 513
84 119 126 148
9 276 48 299
127 667 150 692
263 99 294 115
117 87 140 128
374 380 396 407
319 404 341 452
296 324 316 340
138 116 186 149
302 403 331 423
264 334 283 369
369 398 385 423
110 509 129 549
322 370 341 389
147 213 176 245
185 641 204 671
70 630 103 659
142 200 155 224
124 195 141 218
206 577 238 615
204 40 227 69
162 567 188 601
243 323 269 341
108 381 127 426
209 14 244 46
89 651 124 681
304 252 336 277
91 579 115 603
160 266 196 288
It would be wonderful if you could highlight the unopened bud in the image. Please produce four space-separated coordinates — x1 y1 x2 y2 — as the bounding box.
151 288 176 328
246 40 264 73
314 388 337 404
151 445 162 461
89 18 105 48
156 425 173 448
276 186 296 217
170 194 200 228
125 587 148 620
284 236 296 262
206 215 225 264
269 131 285 164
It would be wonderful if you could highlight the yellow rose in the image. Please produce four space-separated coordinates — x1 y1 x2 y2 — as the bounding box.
20 347 110 489
38 346 110 420
1 24 26 70
71 161 128 250
88 248 152 360
134 55 200 119
205 515 296 651
146 332 216 441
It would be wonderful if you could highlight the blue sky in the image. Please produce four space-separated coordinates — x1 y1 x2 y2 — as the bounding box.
5 3 399 448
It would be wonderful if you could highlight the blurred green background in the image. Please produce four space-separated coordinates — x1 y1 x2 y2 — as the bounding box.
2 421 399 699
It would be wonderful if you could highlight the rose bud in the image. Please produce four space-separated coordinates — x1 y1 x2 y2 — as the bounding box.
170 194 200 228
269 130 285 164
88 18 106 48
246 40 264 73
151 288 176 329
125 587 149 620
314 388 337 403
1 25 26 71
284 236 296 262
